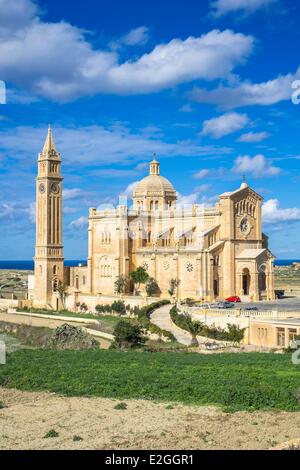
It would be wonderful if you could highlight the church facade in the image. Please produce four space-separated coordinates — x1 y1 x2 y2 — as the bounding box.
29 128 275 310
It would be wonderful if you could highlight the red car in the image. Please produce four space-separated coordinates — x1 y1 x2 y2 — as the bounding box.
226 296 241 303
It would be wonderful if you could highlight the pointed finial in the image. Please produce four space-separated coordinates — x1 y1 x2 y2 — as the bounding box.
152 152 157 162
240 174 248 189
42 125 57 154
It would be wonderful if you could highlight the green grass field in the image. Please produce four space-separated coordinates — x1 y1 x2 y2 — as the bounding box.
0 349 300 412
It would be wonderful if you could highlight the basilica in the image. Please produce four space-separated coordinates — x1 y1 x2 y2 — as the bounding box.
29 128 275 310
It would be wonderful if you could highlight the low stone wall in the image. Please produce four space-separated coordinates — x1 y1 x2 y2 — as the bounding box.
11 310 99 325
0 299 20 310
187 306 300 319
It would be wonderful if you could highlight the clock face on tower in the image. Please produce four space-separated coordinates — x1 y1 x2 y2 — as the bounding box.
39 183 45 193
240 218 250 235
50 182 60 194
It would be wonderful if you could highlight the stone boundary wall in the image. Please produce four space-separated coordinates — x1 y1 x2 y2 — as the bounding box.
0 299 20 310
3 310 114 341
187 307 300 319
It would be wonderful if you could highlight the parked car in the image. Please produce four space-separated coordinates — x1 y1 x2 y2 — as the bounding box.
240 306 258 311
216 301 234 309
225 296 241 303
196 303 215 309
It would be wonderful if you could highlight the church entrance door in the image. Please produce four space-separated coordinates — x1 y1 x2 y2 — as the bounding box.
242 268 250 296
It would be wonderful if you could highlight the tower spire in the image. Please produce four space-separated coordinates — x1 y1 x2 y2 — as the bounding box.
42 125 57 154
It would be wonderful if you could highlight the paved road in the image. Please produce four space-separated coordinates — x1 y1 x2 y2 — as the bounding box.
239 297 300 312
151 304 192 346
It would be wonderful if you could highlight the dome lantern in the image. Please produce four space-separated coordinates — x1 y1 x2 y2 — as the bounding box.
150 154 160 176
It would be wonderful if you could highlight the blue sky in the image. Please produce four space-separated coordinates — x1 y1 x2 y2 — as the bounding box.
0 0 300 260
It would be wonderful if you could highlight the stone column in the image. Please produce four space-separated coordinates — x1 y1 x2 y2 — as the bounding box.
251 271 259 301
239 273 244 297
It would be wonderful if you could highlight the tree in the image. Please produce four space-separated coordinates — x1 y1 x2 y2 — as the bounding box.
168 278 180 297
183 314 204 346
130 267 149 294
112 320 146 349
145 277 160 297
114 275 128 295
57 281 67 309
226 324 245 343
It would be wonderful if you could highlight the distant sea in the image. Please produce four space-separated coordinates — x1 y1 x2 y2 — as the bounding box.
0 259 299 270
0 260 86 270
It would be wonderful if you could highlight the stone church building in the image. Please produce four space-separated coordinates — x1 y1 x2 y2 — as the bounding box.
29 128 275 310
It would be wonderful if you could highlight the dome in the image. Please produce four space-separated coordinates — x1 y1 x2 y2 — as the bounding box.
133 174 176 197
132 156 177 211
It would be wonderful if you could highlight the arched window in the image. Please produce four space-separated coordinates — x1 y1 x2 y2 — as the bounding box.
53 265 57 275
75 276 79 290
82 276 86 286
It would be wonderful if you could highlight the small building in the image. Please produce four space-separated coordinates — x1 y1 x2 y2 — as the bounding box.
250 318 300 348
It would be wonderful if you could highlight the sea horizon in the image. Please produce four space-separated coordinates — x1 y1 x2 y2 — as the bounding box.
0 259 299 271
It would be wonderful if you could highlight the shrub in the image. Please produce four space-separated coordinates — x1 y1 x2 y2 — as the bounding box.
95 304 112 314
112 320 146 350
168 278 180 297
111 300 126 315
114 402 127 410
145 278 160 297
0 401 5 409
48 324 98 350
73 435 83 441
170 306 245 343
114 275 128 295
136 300 175 341
44 429 59 438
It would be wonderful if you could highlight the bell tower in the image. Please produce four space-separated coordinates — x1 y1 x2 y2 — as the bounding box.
34 126 64 308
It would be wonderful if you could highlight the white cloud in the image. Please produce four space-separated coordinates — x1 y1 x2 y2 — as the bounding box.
122 26 150 46
177 192 200 208
0 203 15 220
238 131 270 142
262 199 300 224
0 125 232 165
193 169 210 179
63 188 84 200
233 154 281 177
201 112 249 139
70 216 88 229
211 0 277 17
190 69 300 109
27 202 36 223
0 0 38 36
122 181 139 198
194 184 211 192
0 1 254 101
63 206 79 214
179 104 194 113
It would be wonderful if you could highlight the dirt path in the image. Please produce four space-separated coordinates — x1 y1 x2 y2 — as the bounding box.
0 387 299 450
0 312 111 349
